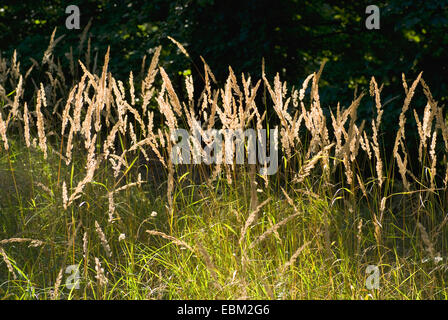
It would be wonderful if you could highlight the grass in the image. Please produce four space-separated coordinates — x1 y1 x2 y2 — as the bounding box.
0 30 447 300
1 140 446 299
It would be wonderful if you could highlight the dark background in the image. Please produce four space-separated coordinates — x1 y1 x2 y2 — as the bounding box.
0 0 447 151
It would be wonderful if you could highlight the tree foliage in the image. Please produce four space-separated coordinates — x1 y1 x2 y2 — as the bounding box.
1 0 447 139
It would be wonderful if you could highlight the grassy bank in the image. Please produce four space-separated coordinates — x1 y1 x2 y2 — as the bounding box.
0 34 447 299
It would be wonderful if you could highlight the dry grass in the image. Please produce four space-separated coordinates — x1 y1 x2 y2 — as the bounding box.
0 32 447 300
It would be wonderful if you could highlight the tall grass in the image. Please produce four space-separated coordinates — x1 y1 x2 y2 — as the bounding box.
0 29 447 299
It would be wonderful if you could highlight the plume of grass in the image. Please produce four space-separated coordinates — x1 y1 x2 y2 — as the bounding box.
95 221 112 257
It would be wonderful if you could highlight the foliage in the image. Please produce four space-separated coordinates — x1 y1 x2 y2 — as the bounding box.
0 1 447 300
0 35 448 299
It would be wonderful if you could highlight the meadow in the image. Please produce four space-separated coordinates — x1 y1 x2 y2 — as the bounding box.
0 30 447 299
